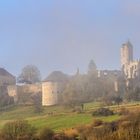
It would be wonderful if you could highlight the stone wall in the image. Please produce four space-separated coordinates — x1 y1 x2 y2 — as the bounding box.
17 83 42 94
7 83 42 104
8 82 61 106
7 85 17 102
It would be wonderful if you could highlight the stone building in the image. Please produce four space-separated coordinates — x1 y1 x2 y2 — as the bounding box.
42 71 68 106
98 70 122 78
0 68 16 86
98 70 123 93
7 71 67 106
8 81 63 106
121 41 133 67
121 41 140 80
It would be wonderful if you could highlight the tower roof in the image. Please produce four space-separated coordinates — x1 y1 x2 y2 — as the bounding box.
44 71 69 83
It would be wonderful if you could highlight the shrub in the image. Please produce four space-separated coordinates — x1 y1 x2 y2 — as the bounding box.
64 128 78 139
53 133 71 140
118 107 129 116
92 119 103 127
39 127 54 140
2 120 36 140
92 108 114 116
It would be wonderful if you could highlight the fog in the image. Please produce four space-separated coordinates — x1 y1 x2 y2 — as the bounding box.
0 0 140 78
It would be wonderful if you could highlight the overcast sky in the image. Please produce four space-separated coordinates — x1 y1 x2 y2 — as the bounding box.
0 0 140 78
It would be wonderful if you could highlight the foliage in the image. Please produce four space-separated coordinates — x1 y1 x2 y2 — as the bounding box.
39 127 54 140
102 95 123 106
125 87 140 101
92 108 114 116
60 60 125 107
2 120 36 140
118 107 130 116
2 112 140 140
31 93 43 113
92 119 103 127
62 75 88 107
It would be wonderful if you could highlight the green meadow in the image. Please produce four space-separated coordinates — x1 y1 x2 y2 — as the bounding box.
0 101 139 131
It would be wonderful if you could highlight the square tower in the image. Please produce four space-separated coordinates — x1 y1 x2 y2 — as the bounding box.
121 41 133 67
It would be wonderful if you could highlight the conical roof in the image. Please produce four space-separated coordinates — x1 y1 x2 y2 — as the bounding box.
44 71 69 83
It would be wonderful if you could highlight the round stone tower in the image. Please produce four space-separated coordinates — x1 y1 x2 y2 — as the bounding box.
42 82 59 106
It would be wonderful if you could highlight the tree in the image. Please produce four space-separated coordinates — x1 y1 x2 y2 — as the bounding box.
62 75 88 107
18 65 41 84
102 94 123 106
113 96 123 106
31 92 43 113
125 87 140 101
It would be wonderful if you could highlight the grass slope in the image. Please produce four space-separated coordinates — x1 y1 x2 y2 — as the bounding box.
0 102 133 131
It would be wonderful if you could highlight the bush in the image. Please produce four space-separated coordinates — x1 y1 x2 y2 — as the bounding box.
118 107 129 116
53 133 71 140
2 120 36 140
64 128 78 139
92 108 114 116
92 119 103 127
39 127 54 140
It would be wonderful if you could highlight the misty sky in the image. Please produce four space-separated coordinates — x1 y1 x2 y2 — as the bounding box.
0 0 140 79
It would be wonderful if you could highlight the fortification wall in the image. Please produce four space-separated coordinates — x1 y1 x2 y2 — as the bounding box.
17 83 42 94
8 82 61 106
8 83 42 104
42 82 59 106
7 85 17 102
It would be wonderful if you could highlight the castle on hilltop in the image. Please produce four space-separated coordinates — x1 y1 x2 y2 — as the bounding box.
1 40 140 107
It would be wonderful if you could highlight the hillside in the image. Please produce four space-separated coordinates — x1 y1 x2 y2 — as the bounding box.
0 102 139 131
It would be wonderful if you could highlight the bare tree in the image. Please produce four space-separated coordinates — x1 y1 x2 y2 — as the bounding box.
31 92 43 113
18 65 41 84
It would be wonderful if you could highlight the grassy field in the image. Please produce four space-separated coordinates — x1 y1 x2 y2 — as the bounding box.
0 102 139 131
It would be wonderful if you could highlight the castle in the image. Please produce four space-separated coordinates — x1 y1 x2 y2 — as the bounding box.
121 40 140 79
121 41 140 88
1 40 140 106
7 71 67 106
7 78 63 106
